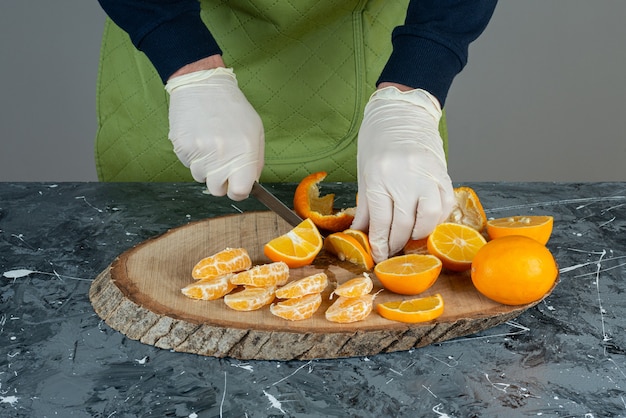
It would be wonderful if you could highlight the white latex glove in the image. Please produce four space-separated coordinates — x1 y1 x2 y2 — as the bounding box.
351 86 455 263
165 67 264 201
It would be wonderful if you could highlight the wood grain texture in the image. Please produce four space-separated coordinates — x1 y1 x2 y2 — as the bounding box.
89 212 542 360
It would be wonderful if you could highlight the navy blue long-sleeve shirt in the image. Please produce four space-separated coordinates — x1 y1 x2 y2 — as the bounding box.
97 0 496 105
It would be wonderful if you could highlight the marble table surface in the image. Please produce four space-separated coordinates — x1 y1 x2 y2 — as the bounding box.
1 182 625 417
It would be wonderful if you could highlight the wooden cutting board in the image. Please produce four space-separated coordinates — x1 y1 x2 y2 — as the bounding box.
89 211 546 361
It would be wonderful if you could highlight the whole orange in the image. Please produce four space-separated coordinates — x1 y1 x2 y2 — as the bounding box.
470 236 558 305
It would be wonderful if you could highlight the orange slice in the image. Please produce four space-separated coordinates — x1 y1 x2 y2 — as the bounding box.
376 293 444 323
342 229 373 257
325 294 374 323
192 248 252 280
275 272 328 299
270 293 323 321
293 171 356 232
447 186 487 231
324 232 374 270
373 254 442 295
181 274 236 300
403 237 429 255
263 218 323 268
223 286 275 311
229 261 290 287
332 275 373 298
486 215 554 245
427 222 487 272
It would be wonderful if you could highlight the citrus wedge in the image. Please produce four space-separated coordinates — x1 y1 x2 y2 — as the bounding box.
293 171 355 232
342 229 373 257
191 248 252 280
376 293 444 323
325 294 374 323
332 275 374 298
427 222 487 272
447 186 487 231
324 232 374 270
270 293 323 321
374 254 442 295
223 286 276 311
486 215 554 245
263 218 323 268
181 274 236 301
275 272 328 299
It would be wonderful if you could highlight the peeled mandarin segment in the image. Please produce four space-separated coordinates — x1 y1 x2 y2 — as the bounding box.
376 293 444 323
223 286 276 311
293 171 355 232
325 294 374 323
332 275 374 298
471 235 558 305
263 218 323 268
342 229 373 256
324 232 374 270
447 187 487 231
270 293 323 321
426 222 487 272
192 248 252 280
181 274 236 300
486 215 554 245
229 261 290 287
275 272 328 299
373 254 442 295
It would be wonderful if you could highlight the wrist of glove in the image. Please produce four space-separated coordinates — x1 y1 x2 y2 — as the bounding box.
351 86 455 262
166 68 264 201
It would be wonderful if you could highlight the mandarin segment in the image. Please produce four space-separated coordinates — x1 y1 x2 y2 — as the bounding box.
275 272 328 299
332 275 374 298
324 232 374 270
293 171 356 232
427 222 487 271
325 294 374 323
270 293 323 321
374 254 442 295
376 294 444 323
223 286 276 311
229 261 290 287
181 274 236 301
192 247 252 280
486 215 554 245
263 218 323 268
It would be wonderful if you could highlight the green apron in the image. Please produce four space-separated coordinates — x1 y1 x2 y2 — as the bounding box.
95 0 447 183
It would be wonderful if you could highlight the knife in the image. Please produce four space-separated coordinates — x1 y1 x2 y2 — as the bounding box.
250 181 304 227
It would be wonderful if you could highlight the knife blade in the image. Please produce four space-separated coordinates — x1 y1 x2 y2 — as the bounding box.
250 181 304 227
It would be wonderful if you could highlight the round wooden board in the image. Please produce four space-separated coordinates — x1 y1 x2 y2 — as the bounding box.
89 212 546 360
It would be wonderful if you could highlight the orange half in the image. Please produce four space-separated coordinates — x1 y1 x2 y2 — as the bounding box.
486 215 554 245
427 222 487 271
376 293 444 323
293 171 355 232
374 254 442 295
263 218 323 268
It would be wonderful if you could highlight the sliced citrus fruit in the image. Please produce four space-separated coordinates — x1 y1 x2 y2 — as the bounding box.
263 218 323 268
446 186 487 231
325 294 374 323
275 272 328 299
376 293 444 323
324 232 374 270
270 293 323 321
427 222 487 272
229 261 290 287
192 247 252 280
332 275 373 298
181 274 236 300
223 286 276 311
342 229 372 256
293 171 356 232
471 235 558 305
486 215 554 245
373 254 442 295
403 238 429 255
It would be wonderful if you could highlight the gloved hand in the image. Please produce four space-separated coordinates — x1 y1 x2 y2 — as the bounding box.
351 86 455 263
165 67 264 201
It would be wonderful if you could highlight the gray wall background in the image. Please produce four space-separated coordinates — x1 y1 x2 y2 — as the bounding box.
1 1 624 182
